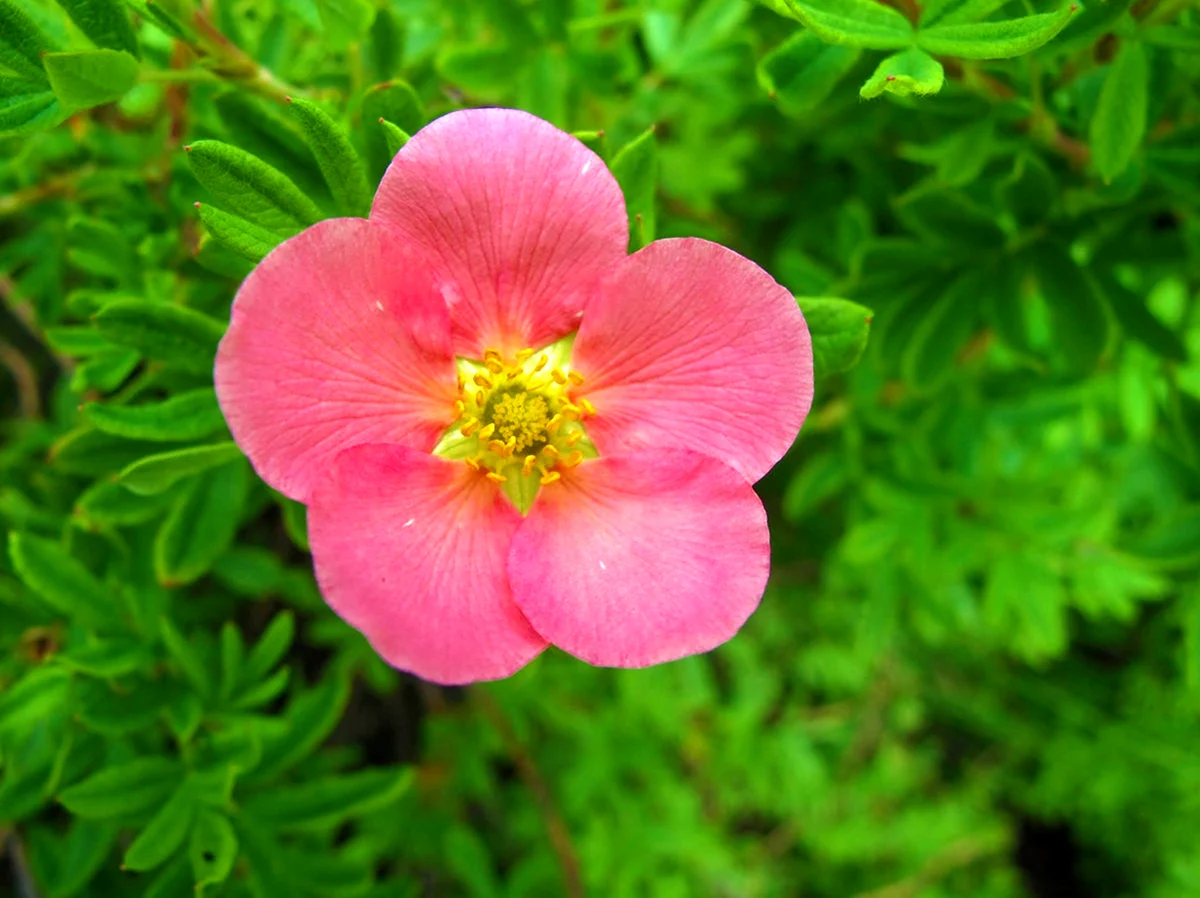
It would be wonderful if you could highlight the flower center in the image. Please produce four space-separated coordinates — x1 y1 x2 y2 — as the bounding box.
432 336 597 514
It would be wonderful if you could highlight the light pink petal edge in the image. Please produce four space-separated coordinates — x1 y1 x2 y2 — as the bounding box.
572 238 814 483
308 444 547 685
215 218 458 502
508 451 770 668
371 107 629 357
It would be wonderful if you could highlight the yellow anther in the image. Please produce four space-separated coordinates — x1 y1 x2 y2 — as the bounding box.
567 430 583 446
457 372 466 390
542 445 559 459
515 348 535 362
546 414 563 434
454 399 466 416
484 347 503 362
485 472 507 484
477 423 496 441
540 471 562 485
551 368 568 385
561 403 582 422
463 456 480 470
473 373 493 389
534 354 548 372
579 397 596 416
459 417 479 436
487 440 507 456
475 390 485 407
563 450 584 468
504 436 516 454
485 357 505 374
522 455 537 476
568 371 585 386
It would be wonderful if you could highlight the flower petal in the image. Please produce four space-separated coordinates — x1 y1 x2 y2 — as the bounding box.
308 443 547 685
215 218 457 502
508 451 769 668
573 238 814 483
370 108 628 357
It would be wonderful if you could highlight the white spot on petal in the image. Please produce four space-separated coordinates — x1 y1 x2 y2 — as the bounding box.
375 301 385 311
403 518 415 528
581 159 593 175
599 560 607 571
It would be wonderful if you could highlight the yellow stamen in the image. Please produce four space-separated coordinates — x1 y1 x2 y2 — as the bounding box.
561 403 581 421
484 347 503 362
504 436 516 455
463 456 480 470
454 399 466 416
485 358 505 374
546 414 563 434
473 373 493 389
486 472 507 484
459 417 479 436
568 371 585 385
456 373 466 390
567 430 583 446
579 397 596 416
477 423 496 441
515 348 535 362
563 450 584 467
551 368 568 385
534 354 548 372
522 455 537 477
540 471 561 485
487 440 507 456
475 390 485 407
542 445 559 459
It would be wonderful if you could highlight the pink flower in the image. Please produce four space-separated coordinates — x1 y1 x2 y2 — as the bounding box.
215 109 813 684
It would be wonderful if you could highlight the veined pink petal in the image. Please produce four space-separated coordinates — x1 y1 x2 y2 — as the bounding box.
308 444 547 685
572 238 813 483
370 108 628 357
509 451 770 668
215 218 457 502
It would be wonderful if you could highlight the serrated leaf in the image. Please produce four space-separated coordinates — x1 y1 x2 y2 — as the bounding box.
186 140 322 235
916 6 1076 59
288 96 372 217
1089 40 1148 183
59 758 182 819
781 0 914 50
190 810 238 893
55 0 139 57
860 46 944 98
196 203 283 262
118 443 244 495
360 80 424 180
94 299 226 375
123 783 197 872
43 50 139 113
758 31 860 114
1032 246 1110 373
797 297 873 378
610 126 657 251
154 459 248 587
241 768 412 831
0 0 55 83
84 390 225 442
8 532 121 630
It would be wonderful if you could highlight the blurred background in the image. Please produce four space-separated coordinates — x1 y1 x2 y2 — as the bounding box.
2 0 1200 895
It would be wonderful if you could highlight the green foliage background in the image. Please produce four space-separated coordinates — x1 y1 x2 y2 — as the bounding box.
2 0 1200 894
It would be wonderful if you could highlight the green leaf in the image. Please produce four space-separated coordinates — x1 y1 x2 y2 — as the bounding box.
84 390 226 442
196 203 284 262
610 126 658 251
57 639 155 677
287 96 372 217
797 297 873 378
59 758 182 819
1032 247 1111 373
43 50 139 113
317 0 376 46
52 427 188 477
901 269 983 390
44 325 117 356
240 611 295 691
219 622 245 705
360 80 424 180
758 32 860 115
1184 588 1200 692
241 768 412 831
379 119 411 157
1094 269 1186 361
8 532 120 629
155 459 249 587
160 616 213 698
118 443 244 495
1089 40 1148 183
54 0 139 57
190 810 238 893
253 673 352 782
0 0 55 83
921 0 1015 27
860 47 944 98
0 667 71 734
0 90 61 136
123 783 197 872
186 140 322 235
781 0 914 50
75 478 179 527
94 299 226 375
27 819 117 898
916 6 1076 59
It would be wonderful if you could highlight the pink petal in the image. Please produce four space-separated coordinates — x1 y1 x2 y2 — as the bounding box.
308 443 547 684
573 238 814 483
370 108 628 357
508 451 770 668
215 218 457 502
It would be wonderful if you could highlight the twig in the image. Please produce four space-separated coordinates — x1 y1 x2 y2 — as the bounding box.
470 687 584 898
